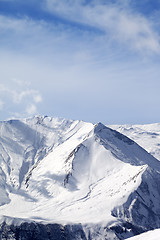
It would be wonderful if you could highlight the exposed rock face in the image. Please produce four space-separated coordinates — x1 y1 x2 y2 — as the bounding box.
0 222 86 240
0 222 120 240
112 168 160 231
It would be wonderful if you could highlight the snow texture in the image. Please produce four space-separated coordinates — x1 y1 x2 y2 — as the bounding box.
110 123 160 161
0 116 160 239
127 228 160 240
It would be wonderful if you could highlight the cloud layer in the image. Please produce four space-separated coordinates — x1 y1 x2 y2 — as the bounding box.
45 0 160 54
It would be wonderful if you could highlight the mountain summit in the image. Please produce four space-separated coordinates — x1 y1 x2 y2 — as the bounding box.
0 116 160 239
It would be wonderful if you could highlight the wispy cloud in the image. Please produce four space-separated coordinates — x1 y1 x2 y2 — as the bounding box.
0 79 42 118
45 0 160 54
13 89 42 105
26 104 37 115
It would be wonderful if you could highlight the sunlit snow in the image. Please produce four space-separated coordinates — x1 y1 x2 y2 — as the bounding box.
0 116 160 239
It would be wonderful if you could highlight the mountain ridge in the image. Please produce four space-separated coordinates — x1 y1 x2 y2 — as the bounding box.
0 116 160 239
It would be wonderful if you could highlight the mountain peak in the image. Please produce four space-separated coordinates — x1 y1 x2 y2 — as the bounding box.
1 116 160 239
93 121 134 145
94 122 106 132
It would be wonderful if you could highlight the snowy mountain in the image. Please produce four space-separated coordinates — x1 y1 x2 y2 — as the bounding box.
0 116 160 239
110 123 160 161
127 228 160 240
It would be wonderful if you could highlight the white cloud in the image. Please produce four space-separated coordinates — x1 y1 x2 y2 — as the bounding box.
0 2 159 55
0 82 42 104
0 80 42 119
45 0 160 54
26 104 37 115
12 89 42 104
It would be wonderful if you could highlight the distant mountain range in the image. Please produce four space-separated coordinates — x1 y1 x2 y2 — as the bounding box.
0 116 160 240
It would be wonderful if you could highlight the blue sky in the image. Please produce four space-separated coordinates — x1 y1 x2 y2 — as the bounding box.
0 0 160 124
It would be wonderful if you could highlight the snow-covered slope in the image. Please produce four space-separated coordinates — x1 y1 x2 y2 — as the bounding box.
127 228 160 240
110 123 160 161
0 116 93 206
0 116 160 239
